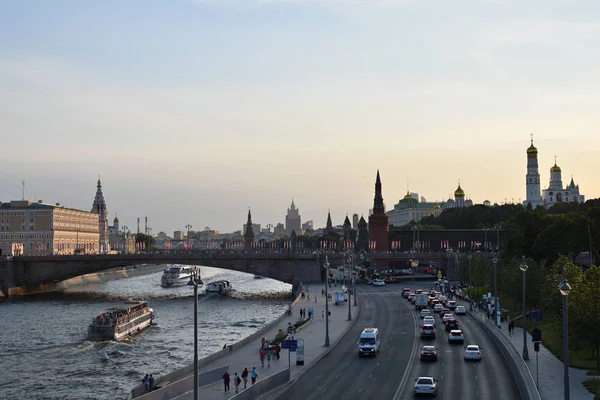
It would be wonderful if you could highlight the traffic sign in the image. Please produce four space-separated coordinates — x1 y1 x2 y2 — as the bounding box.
281 339 298 351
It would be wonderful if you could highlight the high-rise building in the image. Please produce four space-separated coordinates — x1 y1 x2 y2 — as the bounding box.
285 199 302 236
91 179 109 252
368 170 389 252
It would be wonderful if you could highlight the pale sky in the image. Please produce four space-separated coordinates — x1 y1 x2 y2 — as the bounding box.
1 0 599 234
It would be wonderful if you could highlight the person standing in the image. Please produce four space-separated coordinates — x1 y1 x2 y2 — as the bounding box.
234 372 241 393
266 351 272 368
241 368 249 388
274 343 281 360
260 349 266 367
148 374 154 391
222 370 230 392
251 367 258 385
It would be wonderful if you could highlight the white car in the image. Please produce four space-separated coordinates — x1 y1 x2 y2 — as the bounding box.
464 344 482 361
420 309 432 319
423 316 436 326
414 376 437 396
448 330 465 344
455 306 467 315
433 304 443 313
442 313 455 322
373 279 385 287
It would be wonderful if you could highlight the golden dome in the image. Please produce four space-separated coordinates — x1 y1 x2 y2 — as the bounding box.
527 144 538 154
550 163 561 173
454 184 465 198
403 191 412 200
114 216 119 223
433 203 441 210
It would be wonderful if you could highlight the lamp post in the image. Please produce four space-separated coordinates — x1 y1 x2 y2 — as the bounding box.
520 255 529 361
468 254 473 311
187 268 203 400
493 257 499 327
352 254 357 306
346 255 352 321
324 255 330 346
559 267 571 400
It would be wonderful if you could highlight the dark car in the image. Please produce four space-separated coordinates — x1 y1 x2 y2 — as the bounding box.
420 324 436 339
420 346 438 361
439 308 451 319
445 319 459 332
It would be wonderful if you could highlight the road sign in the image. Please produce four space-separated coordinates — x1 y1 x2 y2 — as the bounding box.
532 328 542 343
281 339 298 351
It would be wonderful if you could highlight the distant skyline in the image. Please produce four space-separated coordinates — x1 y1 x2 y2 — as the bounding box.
1 0 599 234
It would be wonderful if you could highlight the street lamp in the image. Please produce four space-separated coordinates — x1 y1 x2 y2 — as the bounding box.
324 255 331 346
520 255 529 361
352 254 357 307
493 257 499 327
346 255 352 321
559 267 571 400
187 268 203 400
468 254 473 311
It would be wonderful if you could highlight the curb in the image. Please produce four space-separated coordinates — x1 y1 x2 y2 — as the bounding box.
261 296 361 399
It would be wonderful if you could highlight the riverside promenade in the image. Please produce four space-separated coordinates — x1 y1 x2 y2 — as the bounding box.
172 282 359 400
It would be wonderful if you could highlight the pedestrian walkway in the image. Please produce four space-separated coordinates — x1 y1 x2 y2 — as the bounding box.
471 308 594 400
175 283 359 400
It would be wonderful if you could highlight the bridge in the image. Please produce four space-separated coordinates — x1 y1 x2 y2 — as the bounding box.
0 251 499 296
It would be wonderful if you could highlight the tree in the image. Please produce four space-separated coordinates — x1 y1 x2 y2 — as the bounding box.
576 265 600 369
135 233 155 250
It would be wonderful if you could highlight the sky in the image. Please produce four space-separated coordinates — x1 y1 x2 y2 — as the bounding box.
1 0 599 234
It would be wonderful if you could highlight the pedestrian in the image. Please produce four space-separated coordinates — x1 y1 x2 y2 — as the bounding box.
328 310 331 321
267 351 272 367
142 374 150 391
322 289 325 297
234 372 241 393
322 310 324 320
251 367 258 385
241 368 249 388
222 370 230 392
315 296 317 303
148 374 154 391
260 349 266 367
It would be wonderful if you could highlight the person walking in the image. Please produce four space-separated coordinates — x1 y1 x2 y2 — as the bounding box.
251 367 258 385
260 349 266 367
322 310 324 320
274 343 281 360
241 368 249 388
234 372 241 393
266 351 272 367
222 370 230 392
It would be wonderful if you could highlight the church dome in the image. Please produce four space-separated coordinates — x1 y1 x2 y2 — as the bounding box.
114 215 119 223
527 143 538 155
454 184 465 198
550 163 561 173
403 191 412 200
433 203 441 210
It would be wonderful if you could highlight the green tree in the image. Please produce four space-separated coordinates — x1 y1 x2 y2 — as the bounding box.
135 233 155 250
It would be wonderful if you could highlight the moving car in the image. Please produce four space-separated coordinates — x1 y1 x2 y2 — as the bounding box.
420 346 438 361
358 328 380 357
373 279 385 287
455 305 467 315
448 330 465 344
439 309 451 318
420 324 436 339
420 309 432 319
433 304 443 313
445 319 458 332
442 313 455 323
464 344 482 361
446 300 457 310
414 376 437 396
423 316 436 326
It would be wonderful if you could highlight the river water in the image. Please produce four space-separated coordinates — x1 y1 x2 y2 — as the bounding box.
0 267 292 400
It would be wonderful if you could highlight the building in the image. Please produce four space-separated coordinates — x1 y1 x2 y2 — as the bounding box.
91 179 109 252
387 192 443 227
173 231 184 240
273 223 286 239
285 199 302 236
243 223 261 235
324 211 334 233
0 200 100 256
352 214 359 230
302 220 314 233
368 170 389 252
522 138 585 209
244 209 255 250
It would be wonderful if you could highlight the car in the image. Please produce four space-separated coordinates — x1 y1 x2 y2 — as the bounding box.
402 289 411 298
358 328 381 357
448 330 465 344
439 308 451 318
411 297 416 305
420 324 436 339
367 279 374 285
373 279 385 287
455 305 467 315
414 376 437 396
433 304 443 313
442 313 455 323
420 345 438 361
423 316 436 326
464 344 482 361
445 319 458 331
420 309 432 319
446 300 457 310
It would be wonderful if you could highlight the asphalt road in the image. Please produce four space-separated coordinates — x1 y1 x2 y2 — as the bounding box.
277 281 521 400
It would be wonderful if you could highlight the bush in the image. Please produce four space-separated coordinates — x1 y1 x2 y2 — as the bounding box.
270 330 288 345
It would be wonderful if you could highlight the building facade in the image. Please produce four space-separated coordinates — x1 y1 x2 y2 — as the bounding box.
523 139 544 208
387 192 443 227
285 199 302 236
91 179 109 252
368 170 389 252
0 200 100 256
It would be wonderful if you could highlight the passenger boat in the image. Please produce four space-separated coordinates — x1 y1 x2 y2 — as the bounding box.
205 280 232 295
87 301 155 341
161 265 200 287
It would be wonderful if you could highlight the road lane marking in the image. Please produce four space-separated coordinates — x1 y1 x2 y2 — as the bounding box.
358 388 363 393
369 374 373 379
377 362 380 367
321 388 327 393
392 299 420 400
335 374 340 379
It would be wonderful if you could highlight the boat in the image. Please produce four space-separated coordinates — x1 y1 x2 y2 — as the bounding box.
87 301 155 341
161 265 200 287
205 280 232 295
253 275 264 279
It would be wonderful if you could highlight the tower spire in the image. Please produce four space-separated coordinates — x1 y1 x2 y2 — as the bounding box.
373 170 384 214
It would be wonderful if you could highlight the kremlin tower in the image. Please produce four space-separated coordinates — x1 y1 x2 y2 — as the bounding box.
368 170 389 252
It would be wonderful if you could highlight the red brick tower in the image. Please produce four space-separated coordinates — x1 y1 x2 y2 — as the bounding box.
368 170 389 252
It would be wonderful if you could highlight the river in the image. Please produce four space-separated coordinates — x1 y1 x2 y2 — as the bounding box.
0 266 292 400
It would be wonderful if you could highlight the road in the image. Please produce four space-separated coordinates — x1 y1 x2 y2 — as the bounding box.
277 281 520 400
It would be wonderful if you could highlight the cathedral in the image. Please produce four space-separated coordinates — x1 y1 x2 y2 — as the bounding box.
523 138 585 209
92 178 109 252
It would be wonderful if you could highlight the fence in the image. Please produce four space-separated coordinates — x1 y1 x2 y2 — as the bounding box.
134 365 228 400
229 369 291 400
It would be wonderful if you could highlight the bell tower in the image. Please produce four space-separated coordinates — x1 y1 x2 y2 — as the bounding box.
524 135 542 209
